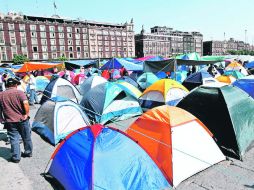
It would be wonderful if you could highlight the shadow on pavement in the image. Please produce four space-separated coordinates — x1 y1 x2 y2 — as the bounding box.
245 184 254 189
0 147 11 161
41 173 65 190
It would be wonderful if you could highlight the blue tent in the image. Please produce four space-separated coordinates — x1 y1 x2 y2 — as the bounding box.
48 124 171 190
147 56 165 61
245 61 254 69
100 58 143 71
137 72 159 90
233 77 254 99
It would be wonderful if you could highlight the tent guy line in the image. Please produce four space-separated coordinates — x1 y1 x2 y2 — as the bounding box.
40 88 252 185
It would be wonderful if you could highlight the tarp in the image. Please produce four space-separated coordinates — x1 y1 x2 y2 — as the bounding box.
176 52 201 61
48 124 171 190
100 58 143 71
65 59 98 70
144 59 176 73
245 61 254 69
233 77 254 99
201 55 226 62
16 62 63 73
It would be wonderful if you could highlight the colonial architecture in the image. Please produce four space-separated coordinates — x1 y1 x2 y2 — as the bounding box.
0 12 135 62
135 26 203 58
203 38 252 55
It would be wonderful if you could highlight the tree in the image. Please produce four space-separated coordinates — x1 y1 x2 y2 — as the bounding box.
12 55 29 65
57 56 68 61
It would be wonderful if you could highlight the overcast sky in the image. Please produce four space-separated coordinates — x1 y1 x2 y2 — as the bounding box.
0 0 253 43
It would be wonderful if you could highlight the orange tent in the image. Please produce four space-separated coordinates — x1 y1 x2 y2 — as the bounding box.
126 105 225 187
216 75 236 84
16 62 64 73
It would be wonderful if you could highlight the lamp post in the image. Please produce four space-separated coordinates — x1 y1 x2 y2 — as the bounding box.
245 29 247 51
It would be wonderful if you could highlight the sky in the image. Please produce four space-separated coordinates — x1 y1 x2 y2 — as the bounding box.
0 0 254 42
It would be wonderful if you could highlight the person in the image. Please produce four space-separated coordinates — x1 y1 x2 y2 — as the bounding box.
27 72 39 105
0 78 33 163
62 68 72 81
191 65 197 73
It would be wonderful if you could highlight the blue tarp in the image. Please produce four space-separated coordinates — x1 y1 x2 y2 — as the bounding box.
245 61 254 69
233 78 254 99
147 56 165 61
100 58 143 71
48 126 171 190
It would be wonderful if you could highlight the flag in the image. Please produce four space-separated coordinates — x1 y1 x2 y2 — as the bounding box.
53 1 57 9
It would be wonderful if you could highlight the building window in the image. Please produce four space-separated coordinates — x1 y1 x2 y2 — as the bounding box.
59 39 65 45
83 34 88 39
68 33 72 38
21 38 26 46
40 32 46 38
76 28 80 33
33 53 39 60
42 46 47 52
30 25 36 31
31 38 38 45
68 46 73 51
8 24 15 30
77 52 81 58
51 46 57 52
82 28 87 33
83 40 88 45
0 23 3 30
58 26 64 32
49 26 55 32
69 53 74 58
21 47 27 53
43 53 48 59
20 32 26 37
40 25 46 31
50 39 56 45
19 24 25 31
68 40 73 45
77 47 81 52
10 38 16 45
50 32 55 38
41 39 47 45
60 46 65 51
9 31 15 38
84 46 88 51
52 53 57 59
76 40 80 45
67 27 72 33
0 31 4 44
59 33 64 38
31 32 37 37
75 34 80 39
33 46 38 52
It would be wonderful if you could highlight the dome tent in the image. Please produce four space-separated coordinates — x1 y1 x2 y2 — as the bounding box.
127 106 225 187
32 99 90 145
177 85 254 160
47 124 171 190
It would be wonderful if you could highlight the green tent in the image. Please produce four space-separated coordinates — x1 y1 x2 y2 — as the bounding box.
177 85 254 160
200 55 226 62
176 52 201 61
223 70 245 79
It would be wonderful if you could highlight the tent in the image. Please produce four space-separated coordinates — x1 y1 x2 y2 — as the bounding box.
216 75 236 84
225 62 248 75
177 85 254 160
40 78 82 105
245 61 254 69
100 58 143 71
65 59 98 70
233 76 254 98
115 81 142 99
47 124 171 190
127 106 225 187
137 72 159 90
182 71 218 91
176 52 201 60
79 76 107 96
223 70 245 79
81 82 142 124
32 99 90 145
139 79 189 110
117 76 139 88
16 62 63 73
35 76 50 92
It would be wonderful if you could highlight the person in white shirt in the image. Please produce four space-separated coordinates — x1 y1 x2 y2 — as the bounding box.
27 72 39 105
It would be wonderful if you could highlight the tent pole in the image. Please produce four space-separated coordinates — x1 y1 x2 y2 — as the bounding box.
174 59 177 81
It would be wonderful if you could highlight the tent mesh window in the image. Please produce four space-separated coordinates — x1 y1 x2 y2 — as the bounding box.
57 85 76 100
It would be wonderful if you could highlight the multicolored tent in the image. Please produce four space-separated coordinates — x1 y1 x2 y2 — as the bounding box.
32 99 90 145
100 58 143 71
81 82 142 124
47 124 171 190
40 78 82 105
79 76 107 96
35 76 50 92
177 85 254 160
127 106 225 187
233 76 254 98
225 62 248 75
182 71 217 91
139 79 189 110
115 81 142 99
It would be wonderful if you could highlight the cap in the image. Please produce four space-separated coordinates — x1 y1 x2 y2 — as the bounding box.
6 78 21 87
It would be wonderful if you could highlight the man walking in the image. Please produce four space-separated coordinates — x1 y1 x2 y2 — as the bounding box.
0 78 33 163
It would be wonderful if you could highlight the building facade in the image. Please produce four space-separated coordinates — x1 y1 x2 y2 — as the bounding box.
203 38 252 55
135 26 203 58
0 12 135 62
